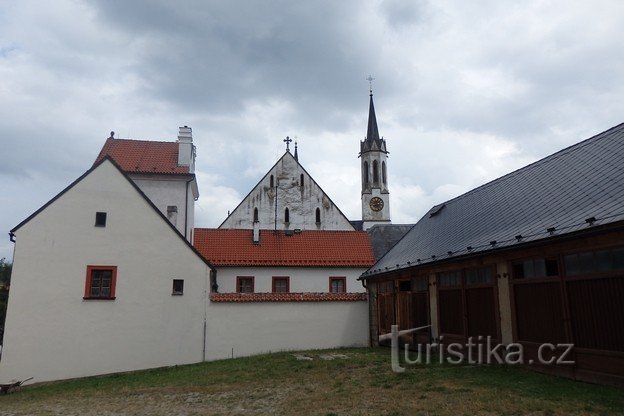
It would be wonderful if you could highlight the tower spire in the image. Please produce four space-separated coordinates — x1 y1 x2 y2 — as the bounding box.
294 141 299 161
366 93 381 144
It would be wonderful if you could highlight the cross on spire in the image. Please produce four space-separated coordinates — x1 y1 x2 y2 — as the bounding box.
284 136 292 152
366 75 375 95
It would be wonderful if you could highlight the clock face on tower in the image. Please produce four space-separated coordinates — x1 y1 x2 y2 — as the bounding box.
369 197 384 212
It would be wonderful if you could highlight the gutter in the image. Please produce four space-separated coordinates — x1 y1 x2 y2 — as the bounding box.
9 232 15 243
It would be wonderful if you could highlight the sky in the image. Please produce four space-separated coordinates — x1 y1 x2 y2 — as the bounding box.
1 0 623 261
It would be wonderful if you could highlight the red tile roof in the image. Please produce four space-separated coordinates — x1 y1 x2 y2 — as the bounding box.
194 229 376 267
210 292 367 302
94 138 189 174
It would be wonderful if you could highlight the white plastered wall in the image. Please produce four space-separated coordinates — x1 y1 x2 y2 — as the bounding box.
204 266 369 360
215 266 366 293
0 160 210 383
129 174 196 240
205 301 369 360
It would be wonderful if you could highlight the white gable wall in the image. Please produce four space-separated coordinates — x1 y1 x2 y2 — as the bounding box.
0 160 210 383
128 173 197 241
220 153 354 231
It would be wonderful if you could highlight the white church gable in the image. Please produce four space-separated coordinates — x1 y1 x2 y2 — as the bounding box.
220 151 354 231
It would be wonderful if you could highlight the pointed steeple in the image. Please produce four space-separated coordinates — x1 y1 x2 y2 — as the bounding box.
360 91 387 155
294 141 299 161
366 93 381 145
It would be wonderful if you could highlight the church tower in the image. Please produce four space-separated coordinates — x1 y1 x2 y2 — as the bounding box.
360 89 391 230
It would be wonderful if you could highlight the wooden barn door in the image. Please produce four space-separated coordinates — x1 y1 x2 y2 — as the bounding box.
511 247 624 383
437 266 500 347
377 281 395 338
396 276 431 346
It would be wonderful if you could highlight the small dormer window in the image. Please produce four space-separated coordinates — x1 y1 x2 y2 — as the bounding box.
95 212 107 227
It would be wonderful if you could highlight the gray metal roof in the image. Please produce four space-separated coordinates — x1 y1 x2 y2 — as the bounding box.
364 123 624 277
367 224 414 261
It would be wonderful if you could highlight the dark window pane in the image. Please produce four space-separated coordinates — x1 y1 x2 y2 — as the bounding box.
565 254 580 276
534 259 546 278
613 249 624 270
411 277 428 292
595 250 613 272
173 279 184 294
578 252 594 274
545 259 559 276
466 267 492 285
398 281 411 292
523 260 535 279
512 262 524 279
95 212 107 227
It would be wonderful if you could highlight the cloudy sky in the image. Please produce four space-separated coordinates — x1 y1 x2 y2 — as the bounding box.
1 0 623 261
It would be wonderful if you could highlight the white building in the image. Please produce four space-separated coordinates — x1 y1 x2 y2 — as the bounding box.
1 92 397 383
94 127 198 241
0 158 212 382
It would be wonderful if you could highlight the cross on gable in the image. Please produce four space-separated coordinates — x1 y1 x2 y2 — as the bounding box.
284 136 292 152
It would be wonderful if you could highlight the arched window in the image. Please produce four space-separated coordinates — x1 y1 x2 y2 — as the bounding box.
364 161 369 184
382 161 387 185
253 207 259 222
373 160 379 183
315 208 321 224
284 207 290 223
300 173 304 187
270 175 274 188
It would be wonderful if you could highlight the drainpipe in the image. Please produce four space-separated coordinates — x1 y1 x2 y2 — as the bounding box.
184 178 193 240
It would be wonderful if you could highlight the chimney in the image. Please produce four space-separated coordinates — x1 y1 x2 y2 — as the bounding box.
252 221 260 244
177 126 194 172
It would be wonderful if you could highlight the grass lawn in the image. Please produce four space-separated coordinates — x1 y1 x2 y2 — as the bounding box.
0 348 622 415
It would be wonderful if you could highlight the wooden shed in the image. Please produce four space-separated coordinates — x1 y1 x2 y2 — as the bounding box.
361 123 624 385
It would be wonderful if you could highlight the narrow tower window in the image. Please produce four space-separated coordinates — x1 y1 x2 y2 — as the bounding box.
284 207 290 223
382 161 387 185
364 161 369 184
270 175 274 188
315 208 321 224
300 173 304 187
373 160 379 183
253 207 259 222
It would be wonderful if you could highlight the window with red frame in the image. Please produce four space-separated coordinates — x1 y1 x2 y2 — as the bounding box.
329 276 346 293
84 266 117 300
272 276 290 293
237 276 254 293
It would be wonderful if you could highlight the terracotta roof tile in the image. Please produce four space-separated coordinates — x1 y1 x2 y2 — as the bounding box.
94 138 189 174
194 229 375 267
209 292 367 302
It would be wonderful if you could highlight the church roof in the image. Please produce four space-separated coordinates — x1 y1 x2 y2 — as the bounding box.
194 228 375 267
94 137 190 175
364 122 624 277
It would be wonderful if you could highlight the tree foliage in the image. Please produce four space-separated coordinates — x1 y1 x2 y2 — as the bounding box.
0 257 11 343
